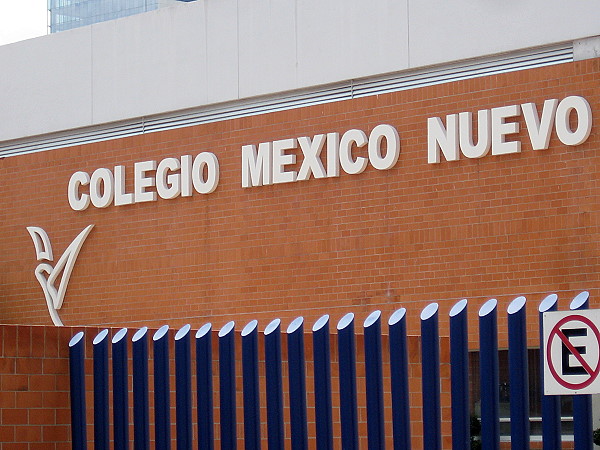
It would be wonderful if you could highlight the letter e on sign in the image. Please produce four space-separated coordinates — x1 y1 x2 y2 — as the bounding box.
543 309 600 395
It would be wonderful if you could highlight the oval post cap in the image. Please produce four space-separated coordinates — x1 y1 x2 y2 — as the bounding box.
312 314 329 332
175 324 191 341
337 312 354 330
93 329 109 345
287 317 304 334
570 291 590 310
153 325 169 341
196 323 212 339
112 328 128 344
388 308 406 326
241 320 258 337
507 296 526 315
364 310 381 328
479 298 497 317
218 321 235 338
538 294 558 313
420 303 439 321
132 327 148 342
449 299 468 317
69 331 85 347
264 318 281 335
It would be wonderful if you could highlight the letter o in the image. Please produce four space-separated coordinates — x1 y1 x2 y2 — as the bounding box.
368 124 400 170
68 171 91 211
90 168 115 208
555 96 592 146
192 152 219 194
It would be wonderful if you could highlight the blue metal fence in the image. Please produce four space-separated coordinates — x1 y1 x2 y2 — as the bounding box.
68 292 593 449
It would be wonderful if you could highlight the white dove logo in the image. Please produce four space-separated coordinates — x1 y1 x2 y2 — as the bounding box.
26 225 94 326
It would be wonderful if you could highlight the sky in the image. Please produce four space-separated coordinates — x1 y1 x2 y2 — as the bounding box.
0 0 48 47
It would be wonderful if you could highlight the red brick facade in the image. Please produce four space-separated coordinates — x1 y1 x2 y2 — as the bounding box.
0 59 598 447
0 324 446 449
1 59 598 336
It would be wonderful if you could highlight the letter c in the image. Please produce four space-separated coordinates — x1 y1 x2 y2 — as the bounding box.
68 171 91 211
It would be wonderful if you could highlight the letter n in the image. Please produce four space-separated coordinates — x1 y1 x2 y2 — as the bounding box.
427 115 459 163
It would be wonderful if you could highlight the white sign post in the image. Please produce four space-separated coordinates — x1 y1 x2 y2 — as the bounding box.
543 310 600 395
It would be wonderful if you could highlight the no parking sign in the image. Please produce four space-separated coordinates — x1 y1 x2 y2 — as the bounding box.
543 310 600 395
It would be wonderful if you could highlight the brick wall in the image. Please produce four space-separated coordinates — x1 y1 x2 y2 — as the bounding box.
1 60 598 345
0 325 76 449
0 323 446 448
0 321 580 448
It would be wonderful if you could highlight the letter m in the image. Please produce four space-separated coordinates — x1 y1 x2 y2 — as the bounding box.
241 143 272 187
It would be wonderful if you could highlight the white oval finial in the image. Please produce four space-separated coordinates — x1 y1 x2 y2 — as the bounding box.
337 313 354 330
420 303 439 321
539 294 558 313
479 299 497 317
388 308 406 326
570 291 590 310
312 314 330 332
507 296 526 315
218 321 235 338
242 320 258 337
264 319 281 335
93 329 109 345
449 299 468 317
196 323 212 339
364 310 381 328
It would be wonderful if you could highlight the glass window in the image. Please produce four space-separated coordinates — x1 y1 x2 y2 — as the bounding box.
469 349 574 441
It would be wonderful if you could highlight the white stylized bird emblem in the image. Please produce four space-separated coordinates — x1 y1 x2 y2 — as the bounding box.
26 225 94 326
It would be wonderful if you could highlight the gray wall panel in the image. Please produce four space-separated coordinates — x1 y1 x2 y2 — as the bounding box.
0 0 598 143
296 0 410 88
0 29 93 141
408 0 600 68
91 5 210 125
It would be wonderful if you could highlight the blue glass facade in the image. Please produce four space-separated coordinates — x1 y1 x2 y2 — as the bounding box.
48 0 188 33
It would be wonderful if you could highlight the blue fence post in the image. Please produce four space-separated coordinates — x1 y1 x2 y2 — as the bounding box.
93 329 110 450
242 320 261 450
570 291 593 450
196 323 214 450
132 327 150 450
538 294 561 450
388 308 411 450
287 317 309 450
421 303 441 450
112 328 129 450
265 318 285 449
449 300 469 450
508 296 530 450
153 325 171 449
364 310 385 450
219 321 237 450
479 299 500 450
312 315 334 450
337 313 359 450
175 324 192 450
69 331 87 450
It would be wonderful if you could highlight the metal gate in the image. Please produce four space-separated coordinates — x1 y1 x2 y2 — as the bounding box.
68 292 594 449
